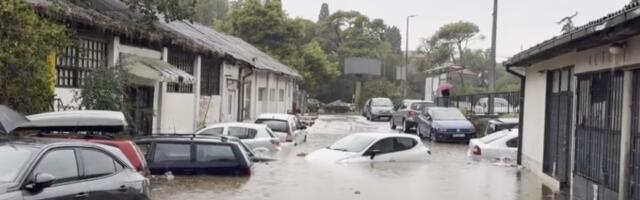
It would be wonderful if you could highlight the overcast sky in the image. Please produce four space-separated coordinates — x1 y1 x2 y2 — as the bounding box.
282 0 630 61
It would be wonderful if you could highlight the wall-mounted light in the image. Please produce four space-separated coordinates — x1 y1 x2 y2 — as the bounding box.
609 42 625 55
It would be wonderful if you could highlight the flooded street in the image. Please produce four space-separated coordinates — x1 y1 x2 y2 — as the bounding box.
150 115 559 200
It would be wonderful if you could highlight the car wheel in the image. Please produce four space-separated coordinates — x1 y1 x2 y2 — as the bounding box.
390 119 397 130
402 120 411 133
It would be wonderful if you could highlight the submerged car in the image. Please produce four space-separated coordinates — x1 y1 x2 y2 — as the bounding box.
468 129 519 161
305 133 430 163
484 118 519 136
134 135 253 176
255 113 308 145
195 122 281 153
416 107 476 142
0 138 149 200
363 98 394 121
391 99 435 133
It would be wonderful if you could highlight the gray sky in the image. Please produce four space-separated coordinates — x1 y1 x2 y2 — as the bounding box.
282 0 630 61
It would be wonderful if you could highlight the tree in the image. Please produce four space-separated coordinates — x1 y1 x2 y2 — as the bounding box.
434 21 480 65
300 41 340 95
194 0 229 25
74 65 127 111
385 26 402 55
0 0 70 114
122 0 197 22
318 3 330 22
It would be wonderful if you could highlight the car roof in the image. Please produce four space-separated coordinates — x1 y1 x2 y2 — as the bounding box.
350 133 421 140
257 113 294 120
134 135 240 145
202 122 268 130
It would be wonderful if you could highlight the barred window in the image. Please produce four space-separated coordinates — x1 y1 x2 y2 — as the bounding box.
56 38 108 87
279 89 284 102
200 58 221 96
167 51 194 93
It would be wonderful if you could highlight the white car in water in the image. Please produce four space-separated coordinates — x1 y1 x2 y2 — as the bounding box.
468 129 519 161
305 133 430 163
195 122 281 153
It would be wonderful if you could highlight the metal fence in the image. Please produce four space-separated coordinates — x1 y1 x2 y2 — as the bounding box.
574 70 623 191
434 91 520 116
630 69 640 200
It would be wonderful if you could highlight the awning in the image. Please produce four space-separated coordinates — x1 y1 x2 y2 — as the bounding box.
120 54 196 84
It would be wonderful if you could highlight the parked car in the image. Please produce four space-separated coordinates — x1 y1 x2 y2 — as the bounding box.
135 135 253 176
305 133 430 163
195 122 281 153
391 99 435 133
484 118 519 136
0 138 149 200
473 97 517 115
416 107 476 142
17 110 150 177
323 100 352 113
468 129 519 161
362 98 394 121
255 113 308 145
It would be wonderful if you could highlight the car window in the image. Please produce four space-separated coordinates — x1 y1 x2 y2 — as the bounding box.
432 109 466 120
481 130 509 144
136 143 151 159
153 143 191 162
411 102 434 111
256 128 273 138
80 149 118 178
200 127 224 136
0 144 36 182
255 119 289 132
32 149 79 184
228 127 258 139
395 138 417 151
328 135 377 152
371 98 392 106
195 144 237 162
506 138 519 148
368 138 395 154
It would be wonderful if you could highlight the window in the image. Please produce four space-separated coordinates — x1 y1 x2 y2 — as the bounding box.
256 128 274 138
136 143 151 159
255 119 289 133
200 127 224 136
506 138 518 148
56 38 108 87
279 89 285 102
201 58 221 96
153 143 191 162
395 138 417 151
167 51 195 93
32 149 79 184
0 145 35 182
328 135 377 152
81 149 118 178
228 127 258 139
368 138 395 154
270 88 276 102
195 144 237 162
258 88 267 101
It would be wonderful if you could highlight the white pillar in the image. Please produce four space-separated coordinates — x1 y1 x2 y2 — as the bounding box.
619 70 633 200
193 55 202 129
155 47 169 134
107 36 120 67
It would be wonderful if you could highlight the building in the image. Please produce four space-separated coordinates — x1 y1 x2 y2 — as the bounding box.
30 0 302 135
505 2 640 200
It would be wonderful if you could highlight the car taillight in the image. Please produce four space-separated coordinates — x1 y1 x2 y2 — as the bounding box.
472 145 481 156
286 129 293 142
408 110 417 117
271 139 280 146
241 167 252 176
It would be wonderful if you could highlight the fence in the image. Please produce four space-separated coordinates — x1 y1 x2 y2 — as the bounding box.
434 91 521 116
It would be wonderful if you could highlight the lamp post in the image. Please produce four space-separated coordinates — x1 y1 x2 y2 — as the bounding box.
404 14 416 97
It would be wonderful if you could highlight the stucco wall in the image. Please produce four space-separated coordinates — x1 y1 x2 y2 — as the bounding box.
161 93 196 133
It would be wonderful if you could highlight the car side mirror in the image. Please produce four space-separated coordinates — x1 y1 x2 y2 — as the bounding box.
299 126 307 130
25 173 55 192
365 149 382 160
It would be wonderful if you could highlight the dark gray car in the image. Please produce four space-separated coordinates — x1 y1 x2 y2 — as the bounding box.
362 98 394 121
390 100 435 133
0 138 149 200
415 107 476 142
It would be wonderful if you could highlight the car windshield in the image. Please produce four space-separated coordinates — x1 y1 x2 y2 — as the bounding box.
432 109 466 120
0 144 36 182
328 135 377 152
255 119 289 132
411 102 434 110
480 130 510 144
371 99 392 106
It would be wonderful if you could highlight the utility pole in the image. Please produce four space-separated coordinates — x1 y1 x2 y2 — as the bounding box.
489 0 498 92
405 15 416 97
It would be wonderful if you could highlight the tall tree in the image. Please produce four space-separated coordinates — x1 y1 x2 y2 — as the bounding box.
385 26 402 55
194 0 229 25
318 3 330 22
122 0 197 22
0 0 70 114
434 21 480 65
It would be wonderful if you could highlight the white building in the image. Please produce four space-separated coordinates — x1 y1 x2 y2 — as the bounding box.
36 0 302 135
505 2 640 200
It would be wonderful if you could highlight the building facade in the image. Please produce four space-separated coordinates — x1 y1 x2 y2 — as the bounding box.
505 2 640 200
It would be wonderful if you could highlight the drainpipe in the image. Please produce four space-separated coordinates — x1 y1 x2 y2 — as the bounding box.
506 65 525 165
239 66 254 122
237 67 243 122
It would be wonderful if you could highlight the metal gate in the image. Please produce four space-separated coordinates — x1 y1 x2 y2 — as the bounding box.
127 86 154 135
629 69 640 200
543 68 573 187
574 70 623 192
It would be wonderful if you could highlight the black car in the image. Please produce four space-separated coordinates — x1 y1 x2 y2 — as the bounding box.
415 107 476 142
134 135 253 176
0 137 149 200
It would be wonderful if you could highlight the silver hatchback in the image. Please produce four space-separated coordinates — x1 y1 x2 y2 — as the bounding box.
195 123 281 153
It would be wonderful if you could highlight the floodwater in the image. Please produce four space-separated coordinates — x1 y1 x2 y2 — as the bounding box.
150 115 564 200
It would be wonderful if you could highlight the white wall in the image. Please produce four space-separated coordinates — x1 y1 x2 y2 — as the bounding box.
161 93 196 133
53 88 80 111
221 63 240 122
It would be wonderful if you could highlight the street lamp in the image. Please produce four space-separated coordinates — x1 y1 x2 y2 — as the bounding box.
404 14 416 98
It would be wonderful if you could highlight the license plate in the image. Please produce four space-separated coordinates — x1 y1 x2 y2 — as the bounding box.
453 134 465 138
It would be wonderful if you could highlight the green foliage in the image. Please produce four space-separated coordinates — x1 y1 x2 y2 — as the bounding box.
74 66 128 111
434 21 480 65
300 41 340 94
359 79 402 107
318 3 330 22
0 0 70 114
194 0 229 26
385 26 402 55
122 0 197 22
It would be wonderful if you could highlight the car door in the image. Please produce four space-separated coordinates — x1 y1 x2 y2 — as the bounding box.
148 142 194 175
79 148 137 200
362 138 396 162
23 148 90 200
228 127 262 151
503 137 519 160
193 143 241 175
417 110 434 135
